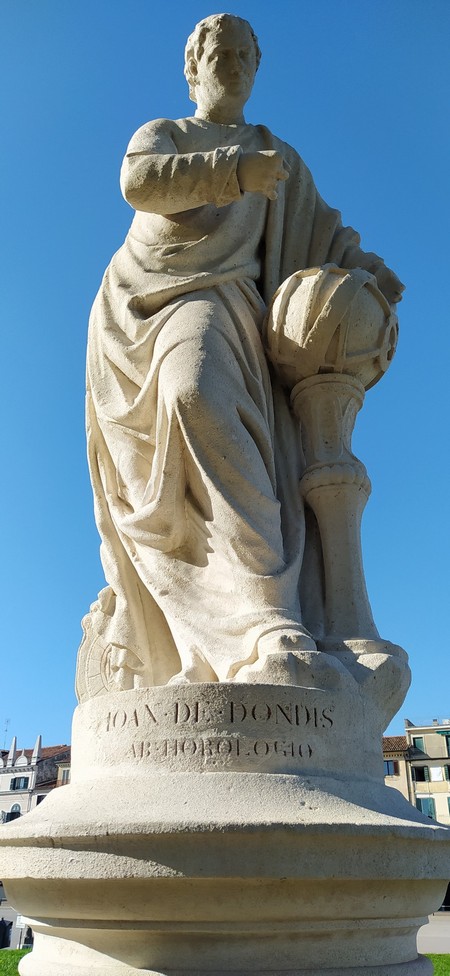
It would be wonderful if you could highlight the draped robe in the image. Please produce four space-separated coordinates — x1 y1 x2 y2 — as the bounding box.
79 116 386 694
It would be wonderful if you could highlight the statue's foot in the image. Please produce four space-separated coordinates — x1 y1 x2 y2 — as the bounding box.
235 630 349 689
168 647 218 685
257 628 317 657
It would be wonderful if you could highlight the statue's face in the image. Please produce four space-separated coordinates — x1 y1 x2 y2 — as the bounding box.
192 20 257 116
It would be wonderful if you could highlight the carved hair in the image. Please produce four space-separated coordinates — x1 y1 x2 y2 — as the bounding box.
184 13 261 102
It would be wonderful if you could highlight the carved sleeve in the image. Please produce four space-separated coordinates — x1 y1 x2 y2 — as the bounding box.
120 120 242 214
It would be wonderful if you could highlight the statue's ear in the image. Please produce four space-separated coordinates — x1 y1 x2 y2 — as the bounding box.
188 58 198 79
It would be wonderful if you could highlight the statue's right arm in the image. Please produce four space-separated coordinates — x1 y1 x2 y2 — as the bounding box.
120 119 243 214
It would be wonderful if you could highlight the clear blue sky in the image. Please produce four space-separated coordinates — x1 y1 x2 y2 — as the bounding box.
1 0 449 750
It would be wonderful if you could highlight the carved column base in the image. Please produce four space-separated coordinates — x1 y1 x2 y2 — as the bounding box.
291 373 379 643
2 684 450 975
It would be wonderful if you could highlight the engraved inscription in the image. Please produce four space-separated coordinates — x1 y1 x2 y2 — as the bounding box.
105 703 158 731
100 689 336 768
131 737 314 762
105 700 335 733
175 700 333 728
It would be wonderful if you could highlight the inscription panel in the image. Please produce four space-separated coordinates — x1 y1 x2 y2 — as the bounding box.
104 700 334 733
131 737 314 762
75 683 349 775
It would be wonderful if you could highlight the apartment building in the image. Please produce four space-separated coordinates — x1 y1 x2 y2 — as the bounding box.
0 735 71 947
383 719 450 825
0 736 71 824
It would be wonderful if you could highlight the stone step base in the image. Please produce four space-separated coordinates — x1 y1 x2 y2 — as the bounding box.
19 931 433 976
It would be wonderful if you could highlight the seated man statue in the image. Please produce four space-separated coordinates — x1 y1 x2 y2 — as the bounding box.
78 13 403 696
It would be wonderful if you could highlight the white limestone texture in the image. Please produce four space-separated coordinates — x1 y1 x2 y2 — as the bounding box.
2 14 449 976
2 684 450 976
76 14 405 697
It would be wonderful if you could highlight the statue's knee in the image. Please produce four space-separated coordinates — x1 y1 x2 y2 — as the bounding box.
160 343 220 419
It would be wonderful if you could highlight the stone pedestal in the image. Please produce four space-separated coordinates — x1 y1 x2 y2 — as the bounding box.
291 373 377 643
2 682 450 975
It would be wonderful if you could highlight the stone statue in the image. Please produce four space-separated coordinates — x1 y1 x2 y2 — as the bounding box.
4 19 450 976
77 13 404 698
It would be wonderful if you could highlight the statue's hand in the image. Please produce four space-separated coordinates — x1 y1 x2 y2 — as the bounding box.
237 150 289 200
374 265 405 305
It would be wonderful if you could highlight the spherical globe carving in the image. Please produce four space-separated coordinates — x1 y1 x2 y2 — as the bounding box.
264 264 398 392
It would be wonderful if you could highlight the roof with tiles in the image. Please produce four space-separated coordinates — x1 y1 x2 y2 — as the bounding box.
1 745 70 763
382 735 408 753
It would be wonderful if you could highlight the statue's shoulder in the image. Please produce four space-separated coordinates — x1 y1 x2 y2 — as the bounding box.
125 117 181 153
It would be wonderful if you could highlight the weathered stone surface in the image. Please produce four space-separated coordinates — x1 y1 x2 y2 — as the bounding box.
1 687 448 975
76 14 404 697
1 13 448 976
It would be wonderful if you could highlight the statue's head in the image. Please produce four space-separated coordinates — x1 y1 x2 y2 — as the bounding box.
184 14 261 116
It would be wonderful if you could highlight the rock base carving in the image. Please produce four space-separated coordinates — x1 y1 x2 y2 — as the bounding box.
1 683 449 976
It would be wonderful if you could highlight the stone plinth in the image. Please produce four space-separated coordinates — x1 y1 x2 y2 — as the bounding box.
1 683 449 975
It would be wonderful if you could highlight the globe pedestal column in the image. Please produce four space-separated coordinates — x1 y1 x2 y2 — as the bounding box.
291 372 378 644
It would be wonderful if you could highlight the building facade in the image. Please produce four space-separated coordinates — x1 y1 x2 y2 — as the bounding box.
0 736 71 948
383 719 450 826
